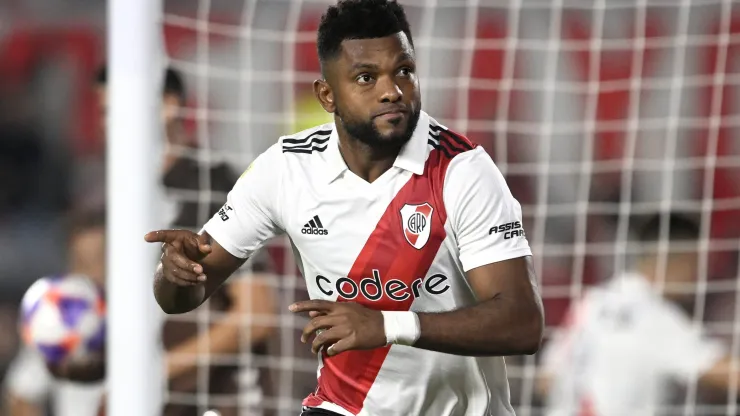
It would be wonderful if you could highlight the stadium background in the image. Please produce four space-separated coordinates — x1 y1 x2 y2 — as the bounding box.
0 0 739 414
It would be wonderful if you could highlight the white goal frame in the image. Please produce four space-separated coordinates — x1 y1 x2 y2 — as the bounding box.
106 0 163 414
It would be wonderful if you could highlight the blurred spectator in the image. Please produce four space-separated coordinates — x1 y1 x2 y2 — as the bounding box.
96 66 278 416
0 78 69 214
0 127 43 214
2 210 106 416
537 213 740 416
1 63 279 416
0 75 71 382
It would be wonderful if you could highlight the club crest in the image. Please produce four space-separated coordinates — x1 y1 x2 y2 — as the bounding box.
400 203 434 250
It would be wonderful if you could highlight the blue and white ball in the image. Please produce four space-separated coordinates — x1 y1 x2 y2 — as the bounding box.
20 275 106 364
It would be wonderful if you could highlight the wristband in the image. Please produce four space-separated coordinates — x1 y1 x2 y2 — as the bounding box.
381 311 421 346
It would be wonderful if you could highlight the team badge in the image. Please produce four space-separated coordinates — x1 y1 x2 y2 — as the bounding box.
400 203 434 250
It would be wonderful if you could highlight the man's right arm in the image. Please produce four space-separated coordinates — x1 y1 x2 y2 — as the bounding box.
150 231 246 314
700 356 740 394
147 143 285 314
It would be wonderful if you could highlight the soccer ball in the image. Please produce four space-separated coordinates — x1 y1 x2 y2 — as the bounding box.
19 275 106 364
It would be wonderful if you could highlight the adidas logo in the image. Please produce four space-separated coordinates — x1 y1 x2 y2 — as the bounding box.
301 215 328 236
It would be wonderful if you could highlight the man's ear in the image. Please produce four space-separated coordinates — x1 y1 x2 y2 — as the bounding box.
313 79 335 114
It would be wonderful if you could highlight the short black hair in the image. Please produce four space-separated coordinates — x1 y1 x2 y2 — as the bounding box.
317 0 414 71
94 65 186 101
637 213 700 243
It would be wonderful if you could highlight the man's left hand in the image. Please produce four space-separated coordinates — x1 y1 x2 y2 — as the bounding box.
290 300 386 356
46 352 105 383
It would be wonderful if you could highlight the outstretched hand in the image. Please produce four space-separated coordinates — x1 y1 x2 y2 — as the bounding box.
144 230 212 287
290 300 386 356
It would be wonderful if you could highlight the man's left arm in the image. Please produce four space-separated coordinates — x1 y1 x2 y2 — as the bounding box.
293 147 543 357
401 147 543 356
414 256 542 356
293 257 542 356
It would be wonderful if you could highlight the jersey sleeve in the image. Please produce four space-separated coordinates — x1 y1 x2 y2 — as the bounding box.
655 305 726 381
202 144 285 259
443 147 532 272
4 347 53 402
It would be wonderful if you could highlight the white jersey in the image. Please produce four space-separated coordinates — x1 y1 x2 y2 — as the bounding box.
4 347 105 416
203 111 532 416
541 273 725 416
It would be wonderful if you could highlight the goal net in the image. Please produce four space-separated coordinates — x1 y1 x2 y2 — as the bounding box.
156 0 740 415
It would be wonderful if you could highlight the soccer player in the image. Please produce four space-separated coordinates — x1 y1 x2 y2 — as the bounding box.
145 1 544 415
538 213 740 416
96 66 277 416
3 210 106 416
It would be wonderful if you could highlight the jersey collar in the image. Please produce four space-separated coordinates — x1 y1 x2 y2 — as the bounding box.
392 110 429 176
323 110 430 183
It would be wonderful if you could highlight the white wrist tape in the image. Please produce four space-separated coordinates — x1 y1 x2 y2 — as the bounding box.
381 311 421 346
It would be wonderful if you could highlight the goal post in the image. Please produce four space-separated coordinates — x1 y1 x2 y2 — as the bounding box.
104 0 740 415
106 0 163 415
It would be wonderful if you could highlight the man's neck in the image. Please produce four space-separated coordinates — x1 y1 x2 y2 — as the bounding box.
336 130 401 184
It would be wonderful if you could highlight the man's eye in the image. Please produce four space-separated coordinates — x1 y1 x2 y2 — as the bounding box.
357 74 373 84
398 67 412 76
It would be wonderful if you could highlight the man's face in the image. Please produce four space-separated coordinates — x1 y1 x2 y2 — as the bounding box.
95 85 107 139
665 250 699 296
162 94 181 131
94 85 181 143
324 32 422 148
647 247 700 304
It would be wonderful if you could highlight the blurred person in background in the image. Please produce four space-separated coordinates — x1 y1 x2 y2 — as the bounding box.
95 66 277 416
538 213 740 416
2 210 106 416
0 79 71 375
1 66 277 416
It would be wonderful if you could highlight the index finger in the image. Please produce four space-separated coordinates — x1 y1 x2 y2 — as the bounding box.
289 300 337 313
144 230 180 244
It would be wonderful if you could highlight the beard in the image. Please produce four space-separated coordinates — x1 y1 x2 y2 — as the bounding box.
335 104 421 151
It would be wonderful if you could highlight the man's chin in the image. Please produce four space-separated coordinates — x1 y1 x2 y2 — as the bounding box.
376 132 412 146
374 123 411 140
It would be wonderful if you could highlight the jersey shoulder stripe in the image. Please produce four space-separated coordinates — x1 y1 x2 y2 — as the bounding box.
282 124 333 154
427 122 477 159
